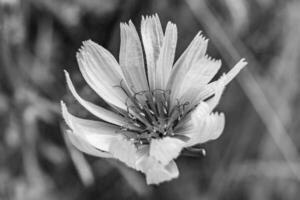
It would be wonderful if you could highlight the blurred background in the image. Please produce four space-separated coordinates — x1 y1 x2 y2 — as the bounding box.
1 0 300 199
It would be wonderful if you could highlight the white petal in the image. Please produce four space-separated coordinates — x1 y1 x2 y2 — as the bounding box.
197 82 217 101
65 129 112 158
146 160 179 185
141 14 164 90
155 22 177 89
222 58 247 85
109 136 137 169
174 102 210 134
172 56 222 107
64 70 131 127
61 101 120 152
167 33 208 98
119 21 149 92
192 58 247 107
205 79 225 111
106 137 180 185
208 113 225 140
193 102 210 118
188 81 221 108
149 137 185 165
77 40 129 110
185 112 225 147
135 149 180 185
135 146 153 172
178 57 221 94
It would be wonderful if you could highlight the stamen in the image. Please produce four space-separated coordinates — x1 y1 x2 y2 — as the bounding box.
117 88 193 144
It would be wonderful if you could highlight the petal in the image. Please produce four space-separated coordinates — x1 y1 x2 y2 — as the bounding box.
135 146 153 172
192 58 247 107
107 138 180 185
134 150 180 185
171 56 222 107
179 78 225 115
197 82 217 101
193 102 211 118
77 40 129 110
65 70 131 128
205 79 225 111
207 113 225 141
222 58 247 85
149 137 185 165
188 80 222 107
109 135 138 169
167 33 208 99
178 57 221 94
185 112 225 147
174 102 210 134
119 21 149 92
61 101 120 152
141 14 164 89
65 129 112 158
146 160 179 185
155 22 177 89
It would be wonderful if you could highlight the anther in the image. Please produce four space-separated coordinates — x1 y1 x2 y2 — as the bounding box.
137 103 144 110
163 106 168 115
148 109 155 115
133 122 141 127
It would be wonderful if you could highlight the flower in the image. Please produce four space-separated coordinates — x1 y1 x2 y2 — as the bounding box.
61 14 247 185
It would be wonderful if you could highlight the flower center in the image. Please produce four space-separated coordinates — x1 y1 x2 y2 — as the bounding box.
115 81 191 145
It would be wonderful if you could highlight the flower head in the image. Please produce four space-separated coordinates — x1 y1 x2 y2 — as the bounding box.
61 14 247 185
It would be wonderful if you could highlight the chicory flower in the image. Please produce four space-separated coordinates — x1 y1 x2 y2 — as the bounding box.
61 14 247 185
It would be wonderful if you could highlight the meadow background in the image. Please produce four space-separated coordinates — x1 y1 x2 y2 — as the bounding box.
0 0 300 199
